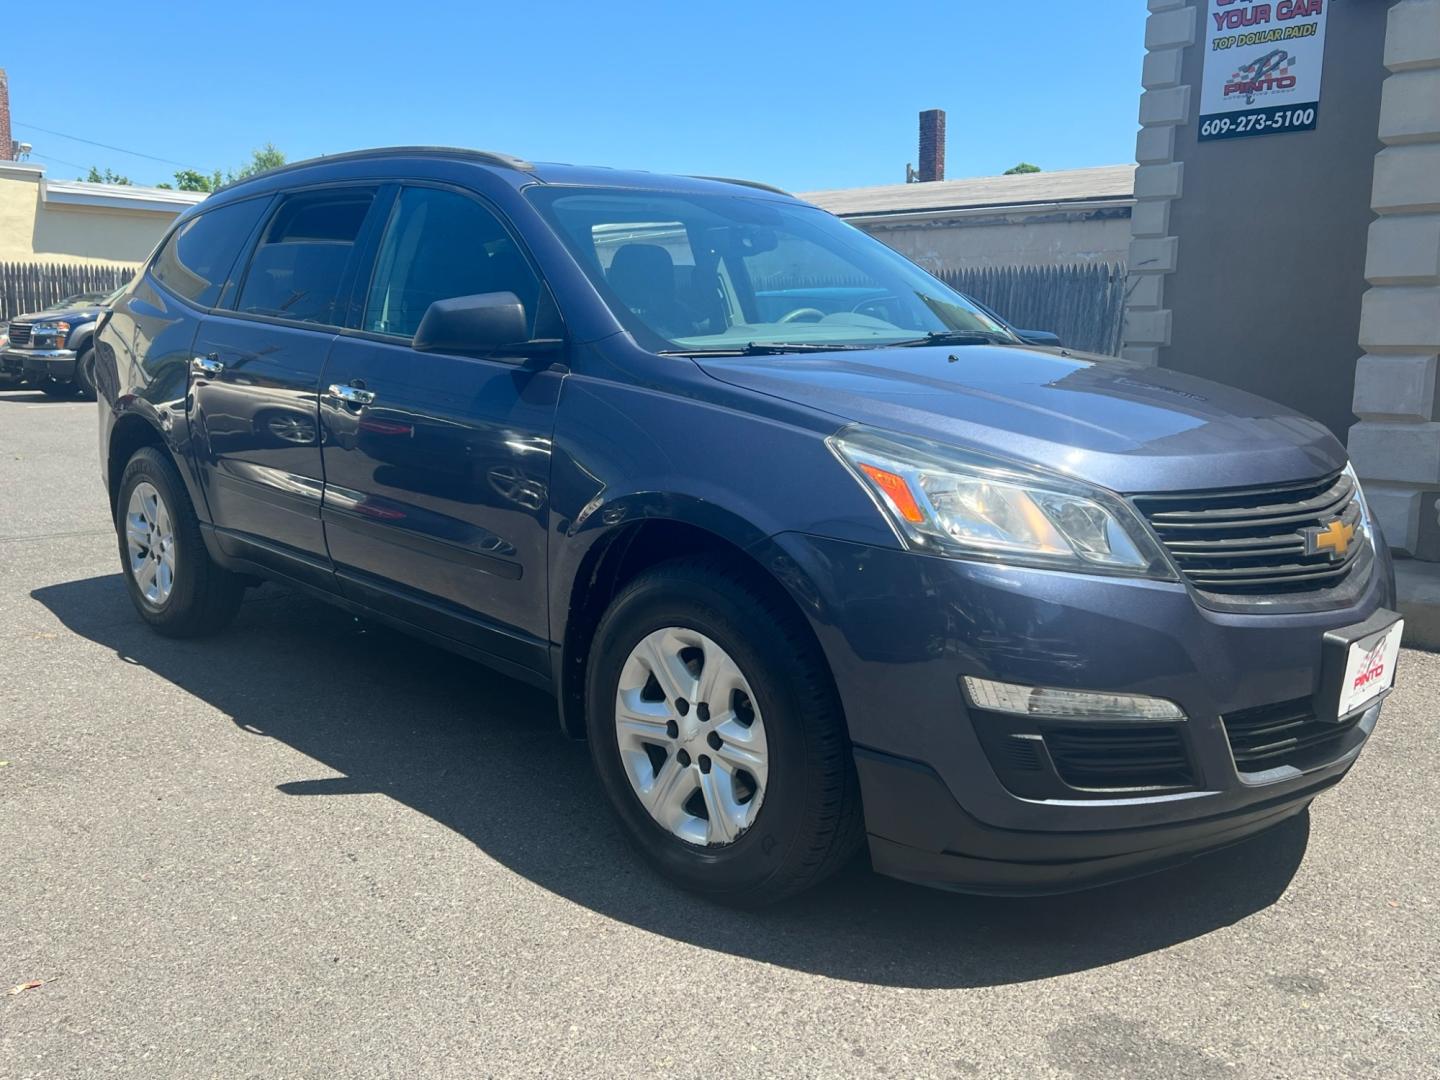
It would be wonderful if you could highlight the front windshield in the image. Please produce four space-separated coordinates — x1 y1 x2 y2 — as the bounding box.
527 187 1014 353
43 287 123 311
48 291 105 310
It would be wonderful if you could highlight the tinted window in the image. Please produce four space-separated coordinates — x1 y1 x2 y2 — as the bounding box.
151 197 269 308
236 189 374 326
364 186 540 339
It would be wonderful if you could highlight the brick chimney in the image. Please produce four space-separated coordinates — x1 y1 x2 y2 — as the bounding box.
0 69 11 161
917 109 945 183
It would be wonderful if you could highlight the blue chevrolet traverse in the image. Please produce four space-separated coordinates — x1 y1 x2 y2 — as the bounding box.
94 148 1402 904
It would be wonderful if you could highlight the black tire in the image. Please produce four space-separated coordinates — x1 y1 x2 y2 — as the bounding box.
73 348 97 401
115 446 245 637
586 554 864 906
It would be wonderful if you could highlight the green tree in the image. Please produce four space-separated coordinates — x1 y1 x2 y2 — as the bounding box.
1003 162 1042 175
171 168 225 192
229 143 286 181
83 166 133 185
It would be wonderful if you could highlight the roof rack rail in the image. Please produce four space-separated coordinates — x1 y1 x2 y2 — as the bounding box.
689 175 792 197
216 146 534 192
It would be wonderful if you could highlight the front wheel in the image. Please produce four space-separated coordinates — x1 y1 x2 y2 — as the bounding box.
73 348 97 401
116 447 245 637
586 556 863 905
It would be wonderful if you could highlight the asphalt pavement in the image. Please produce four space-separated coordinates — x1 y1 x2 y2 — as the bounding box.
1 389 1436 1079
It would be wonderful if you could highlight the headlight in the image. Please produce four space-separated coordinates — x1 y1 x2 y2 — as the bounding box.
829 427 1173 577
37 321 71 347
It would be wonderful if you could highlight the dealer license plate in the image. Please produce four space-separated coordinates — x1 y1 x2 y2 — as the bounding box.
1337 618 1403 717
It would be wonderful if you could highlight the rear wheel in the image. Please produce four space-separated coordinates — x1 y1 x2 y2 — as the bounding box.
586 555 863 906
116 447 245 637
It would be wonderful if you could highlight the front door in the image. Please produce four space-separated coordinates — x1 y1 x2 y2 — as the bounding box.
318 184 561 675
188 185 381 584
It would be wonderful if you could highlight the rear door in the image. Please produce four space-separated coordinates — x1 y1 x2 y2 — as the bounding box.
188 185 386 585
318 183 562 674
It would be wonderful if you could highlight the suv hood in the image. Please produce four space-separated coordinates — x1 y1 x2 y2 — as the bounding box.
696 345 1346 494
12 304 105 324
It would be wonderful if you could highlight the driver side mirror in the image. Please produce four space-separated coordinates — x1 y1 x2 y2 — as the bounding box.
412 292 560 359
1015 328 1064 348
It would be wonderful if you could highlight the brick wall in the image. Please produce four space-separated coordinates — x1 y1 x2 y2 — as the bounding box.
0 69 12 161
1348 0 1440 558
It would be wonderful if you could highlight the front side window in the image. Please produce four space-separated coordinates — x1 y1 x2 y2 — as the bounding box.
235 189 374 326
152 197 269 308
527 187 1012 353
364 186 540 339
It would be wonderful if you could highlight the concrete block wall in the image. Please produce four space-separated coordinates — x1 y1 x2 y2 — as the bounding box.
1349 0 1440 558
1122 0 1195 366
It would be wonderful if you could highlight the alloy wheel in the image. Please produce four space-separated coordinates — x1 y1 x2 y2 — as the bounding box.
614 626 769 847
125 481 177 606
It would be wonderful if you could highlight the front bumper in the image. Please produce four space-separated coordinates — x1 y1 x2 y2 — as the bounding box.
1 347 77 382
768 531 1397 894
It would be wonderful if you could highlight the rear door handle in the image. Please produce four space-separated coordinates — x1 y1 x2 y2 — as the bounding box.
191 355 224 377
328 382 376 407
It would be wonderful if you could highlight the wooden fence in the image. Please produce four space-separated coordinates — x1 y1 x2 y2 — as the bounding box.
0 262 138 322
750 260 1129 356
936 261 1129 356
2 258 1130 355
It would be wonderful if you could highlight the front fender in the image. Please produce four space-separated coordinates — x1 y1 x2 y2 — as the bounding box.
66 320 96 357
548 489 775 641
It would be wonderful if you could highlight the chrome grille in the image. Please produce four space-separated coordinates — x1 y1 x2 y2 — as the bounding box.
7 323 31 347
1133 471 1366 596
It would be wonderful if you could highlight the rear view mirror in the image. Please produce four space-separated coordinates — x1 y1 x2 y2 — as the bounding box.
703 225 779 257
413 292 531 357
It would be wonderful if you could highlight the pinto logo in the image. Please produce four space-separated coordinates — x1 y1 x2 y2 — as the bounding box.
1351 639 1389 695
1225 49 1298 105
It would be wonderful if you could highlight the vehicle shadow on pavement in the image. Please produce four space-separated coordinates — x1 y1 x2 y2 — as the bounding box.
0 389 68 404
33 573 1311 990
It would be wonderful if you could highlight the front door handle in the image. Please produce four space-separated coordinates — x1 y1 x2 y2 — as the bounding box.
328 382 376 407
191 355 224 377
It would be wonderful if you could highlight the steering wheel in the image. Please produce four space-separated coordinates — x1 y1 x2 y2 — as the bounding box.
852 295 901 320
777 307 827 324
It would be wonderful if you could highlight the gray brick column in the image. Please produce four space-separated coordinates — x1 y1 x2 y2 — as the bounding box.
1121 0 1196 365
1348 0 1440 558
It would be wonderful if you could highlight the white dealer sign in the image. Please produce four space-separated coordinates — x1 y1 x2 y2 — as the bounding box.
1199 0 1329 142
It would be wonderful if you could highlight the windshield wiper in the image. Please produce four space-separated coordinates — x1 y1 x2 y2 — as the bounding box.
660 342 868 357
883 330 1017 348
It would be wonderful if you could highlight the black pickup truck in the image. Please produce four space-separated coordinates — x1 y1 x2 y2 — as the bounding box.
1 286 124 398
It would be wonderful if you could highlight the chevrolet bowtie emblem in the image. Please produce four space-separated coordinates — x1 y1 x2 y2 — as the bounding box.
1308 519 1355 561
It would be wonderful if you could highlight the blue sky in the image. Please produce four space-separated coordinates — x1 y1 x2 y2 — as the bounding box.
6 1 1147 192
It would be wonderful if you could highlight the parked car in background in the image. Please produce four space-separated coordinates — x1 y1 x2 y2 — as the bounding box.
95 148 1400 905
2 286 125 399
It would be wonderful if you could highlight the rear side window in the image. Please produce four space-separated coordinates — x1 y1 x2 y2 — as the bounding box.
236 189 374 326
151 198 269 308
363 186 540 339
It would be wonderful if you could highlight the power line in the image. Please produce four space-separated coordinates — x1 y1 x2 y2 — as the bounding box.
14 121 198 169
27 151 93 174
